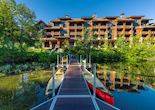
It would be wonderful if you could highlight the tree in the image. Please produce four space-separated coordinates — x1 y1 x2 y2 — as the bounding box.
0 0 18 49
15 3 36 50
0 0 38 50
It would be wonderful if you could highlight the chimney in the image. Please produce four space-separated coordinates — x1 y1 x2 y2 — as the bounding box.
92 13 97 18
120 13 125 18
65 15 70 18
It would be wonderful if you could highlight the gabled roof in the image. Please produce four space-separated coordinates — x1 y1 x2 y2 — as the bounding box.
81 16 93 20
92 18 110 22
114 18 135 22
126 16 144 19
38 20 47 25
140 18 153 21
136 25 155 29
152 23 155 26
104 16 119 19
68 18 85 22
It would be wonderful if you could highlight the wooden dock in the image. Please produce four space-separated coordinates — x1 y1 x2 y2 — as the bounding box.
31 60 120 110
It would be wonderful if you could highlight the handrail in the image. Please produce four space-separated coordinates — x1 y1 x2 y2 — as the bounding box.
96 98 120 110
83 67 110 94
30 97 55 110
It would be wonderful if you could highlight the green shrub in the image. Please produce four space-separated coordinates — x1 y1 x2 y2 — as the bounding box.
0 47 57 65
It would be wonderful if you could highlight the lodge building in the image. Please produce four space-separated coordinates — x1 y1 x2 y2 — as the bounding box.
38 14 155 49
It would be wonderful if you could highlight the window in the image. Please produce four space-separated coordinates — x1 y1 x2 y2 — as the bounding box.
45 42 50 47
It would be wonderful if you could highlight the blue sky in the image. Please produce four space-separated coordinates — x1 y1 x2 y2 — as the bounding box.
16 0 155 23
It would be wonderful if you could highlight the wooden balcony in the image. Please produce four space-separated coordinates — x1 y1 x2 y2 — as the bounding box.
42 38 57 41
112 25 133 29
117 25 124 28
69 26 83 29
45 26 61 30
69 26 76 29
51 32 60 36
125 25 133 29
100 32 106 35
93 26 99 29
77 32 82 35
142 31 155 35
70 32 75 35
100 26 108 29
124 31 132 35
152 31 155 34
77 26 83 29
70 36 76 40
142 31 149 35
46 32 52 36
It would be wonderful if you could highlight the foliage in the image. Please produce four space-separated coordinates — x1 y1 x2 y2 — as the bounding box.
0 69 51 110
0 0 41 50
91 48 125 63
65 34 155 63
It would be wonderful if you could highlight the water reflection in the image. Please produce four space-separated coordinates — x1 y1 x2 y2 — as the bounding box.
0 70 51 110
97 61 155 110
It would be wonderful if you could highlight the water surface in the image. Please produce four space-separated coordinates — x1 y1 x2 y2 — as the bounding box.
97 61 155 110
0 70 51 110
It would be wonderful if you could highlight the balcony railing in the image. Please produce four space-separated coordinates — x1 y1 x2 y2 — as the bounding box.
151 31 155 34
100 32 105 35
51 32 60 35
125 25 133 28
100 26 107 28
70 36 76 39
125 31 132 34
142 31 149 34
77 26 83 29
69 26 83 29
46 32 51 36
69 26 75 28
117 25 124 28
77 32 82 35
51 26 61 29
70 32 75 35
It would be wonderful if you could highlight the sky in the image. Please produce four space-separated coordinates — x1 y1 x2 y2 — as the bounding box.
16 0 155 23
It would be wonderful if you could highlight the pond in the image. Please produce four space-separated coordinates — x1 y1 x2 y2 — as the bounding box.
96 61 155 110
0 70 52 110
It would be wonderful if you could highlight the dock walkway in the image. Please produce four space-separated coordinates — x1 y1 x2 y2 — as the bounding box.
31 60 120 110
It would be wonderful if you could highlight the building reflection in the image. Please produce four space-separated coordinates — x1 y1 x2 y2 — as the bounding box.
97 69 145 93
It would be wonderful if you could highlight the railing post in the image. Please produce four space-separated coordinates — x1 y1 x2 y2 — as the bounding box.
89 54 91 68
93 64 96 97
80 55 82 65
52 63 55 97
60 54 62 65
62 57 63 67
86 54 88 68
68 55 70 64
68 54 70 64
57 54 59 68
66 55 68 68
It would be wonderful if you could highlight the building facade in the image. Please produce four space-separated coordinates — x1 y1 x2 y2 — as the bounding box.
38 15 155 49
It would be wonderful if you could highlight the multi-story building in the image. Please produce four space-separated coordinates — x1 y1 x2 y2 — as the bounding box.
111 17 134 41
38 15 155 49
